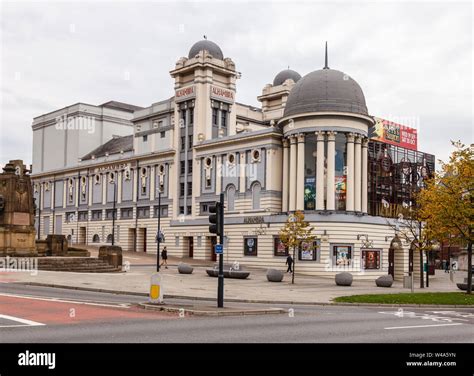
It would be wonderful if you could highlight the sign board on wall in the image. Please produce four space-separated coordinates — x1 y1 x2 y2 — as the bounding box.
370 117 417 151
89 162 134 174
175 85 196 102
210 86 235 103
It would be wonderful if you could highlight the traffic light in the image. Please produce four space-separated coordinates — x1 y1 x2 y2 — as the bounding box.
209 202 223 236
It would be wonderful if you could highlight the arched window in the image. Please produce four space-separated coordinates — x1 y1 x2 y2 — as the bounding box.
106 234 113 243
252 182 261 210
92 234 100 243
226 185 236 211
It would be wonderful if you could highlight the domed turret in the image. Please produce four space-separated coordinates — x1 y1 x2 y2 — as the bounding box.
273 69 301 86
284 68 368 117
188 39 224 60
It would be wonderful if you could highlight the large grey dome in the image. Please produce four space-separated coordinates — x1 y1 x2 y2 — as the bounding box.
188 40 224 60
283 69 368 117
273 69 301 86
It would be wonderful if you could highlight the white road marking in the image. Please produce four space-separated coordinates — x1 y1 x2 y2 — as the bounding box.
0 293 131 308
0 314 45 327
385 323 464 330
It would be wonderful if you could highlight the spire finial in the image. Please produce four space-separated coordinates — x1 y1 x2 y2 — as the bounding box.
288 65 290 70
203 35 207 40
324 41 329 69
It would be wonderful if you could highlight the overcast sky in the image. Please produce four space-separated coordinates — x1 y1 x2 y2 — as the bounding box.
0 0 472 169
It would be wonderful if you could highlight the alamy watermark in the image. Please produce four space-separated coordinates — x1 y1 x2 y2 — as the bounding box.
0 256 38 276
55 114 95 134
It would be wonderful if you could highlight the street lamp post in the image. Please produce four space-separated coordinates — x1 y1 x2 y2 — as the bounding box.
156 189 162 272
110 174 117 246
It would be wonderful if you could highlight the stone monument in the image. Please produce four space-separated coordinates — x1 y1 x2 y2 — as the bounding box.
0 160 37 256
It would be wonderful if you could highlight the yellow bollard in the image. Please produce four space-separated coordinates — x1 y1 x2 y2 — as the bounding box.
149 273 163 304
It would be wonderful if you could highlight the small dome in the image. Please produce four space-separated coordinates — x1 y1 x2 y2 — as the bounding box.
273 69 301 86
188 39 224 60
284 68 368 117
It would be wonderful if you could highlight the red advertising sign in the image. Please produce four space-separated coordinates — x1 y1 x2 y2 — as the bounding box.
370 117 417 151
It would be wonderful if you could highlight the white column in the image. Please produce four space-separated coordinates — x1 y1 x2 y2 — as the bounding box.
361 137 369 213
40 182 44 210
316 131 325 210
296 133 305 210
102 174 107 205
326 131 336 211
75 177 79 207
289 135 297 211
354 135 362 212
215 155 222 194
51 182 55 210
282 138 289 212
88 176 93 206
62 180 67 208
132 168 137 203
239 153 246 193
117 171 122 204
346 133 355 211
150 166 155 201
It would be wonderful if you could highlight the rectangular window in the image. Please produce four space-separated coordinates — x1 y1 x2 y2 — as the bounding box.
143 135 148 142
221 111 227 128
160 131 165 138
137 206 150 218
200 202 215 215
180 183 185 197
154 205 169 218
189 109 194 125
181 110 186 124
244 237 258 256
362 249 381 270
332 244 353 267
179 206 184 215
188 135 193 149
187 205 192 215
212 108 218 126
180 161 185 175
188 160 193 174
65 212 75 223
273 237 289 257
298 240 321 261
120 208 133 219
106 209 117 220
181 136 185 150
78 211 88 221
91 210 102 221
187 182 192 196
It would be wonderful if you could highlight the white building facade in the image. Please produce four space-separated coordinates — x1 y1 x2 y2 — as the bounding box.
30 39 434 280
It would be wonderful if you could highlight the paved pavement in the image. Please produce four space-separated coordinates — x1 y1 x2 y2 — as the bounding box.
0 284 473 343
0 248 467 304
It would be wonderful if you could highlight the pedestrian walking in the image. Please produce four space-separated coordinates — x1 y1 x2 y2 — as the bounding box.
286 254 294 273
444 260 450 273
160 246 168 269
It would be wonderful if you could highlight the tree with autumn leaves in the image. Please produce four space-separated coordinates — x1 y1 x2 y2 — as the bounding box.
279 211 316 284
418 142 474 294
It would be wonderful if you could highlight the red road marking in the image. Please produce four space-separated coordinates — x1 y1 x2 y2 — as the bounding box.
0 295 175 325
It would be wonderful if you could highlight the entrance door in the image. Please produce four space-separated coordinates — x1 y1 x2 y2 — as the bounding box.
211 236 217 262
137 228 147 253
388 248 395 278
188 237 194 258
79 227 86 244
409 248 414 275
128 228 136 252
